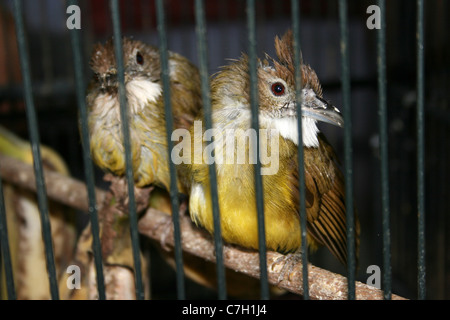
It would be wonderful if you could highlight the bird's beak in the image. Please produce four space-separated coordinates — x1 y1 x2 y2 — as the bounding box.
97 69 118 90
300 88 344 128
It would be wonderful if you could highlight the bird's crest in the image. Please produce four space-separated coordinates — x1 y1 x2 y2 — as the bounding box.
268 30 323 97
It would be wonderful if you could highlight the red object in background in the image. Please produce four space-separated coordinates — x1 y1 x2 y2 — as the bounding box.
0 5 24 113
89 0 110 35
88 0 295 37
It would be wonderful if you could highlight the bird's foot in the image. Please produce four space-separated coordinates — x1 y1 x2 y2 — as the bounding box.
152 217 173 251
270 252 302 284
103 174 153 214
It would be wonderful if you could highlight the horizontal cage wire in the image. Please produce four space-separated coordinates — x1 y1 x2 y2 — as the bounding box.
0 0 447 301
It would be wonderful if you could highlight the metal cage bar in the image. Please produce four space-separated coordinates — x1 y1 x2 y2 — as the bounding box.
109 0 145 300
291 0 309 300
376 0 392 300
246 0 270 300
194 0 227 300
155 0 186 300
67 0 106 301
12 0 59 300
338 0 356 300
416 0 426 300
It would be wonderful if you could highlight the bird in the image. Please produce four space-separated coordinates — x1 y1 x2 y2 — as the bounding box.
86 37 202 191
85 37 204 297
183 30 359 266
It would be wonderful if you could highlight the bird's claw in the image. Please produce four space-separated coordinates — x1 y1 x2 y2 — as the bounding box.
152 199 188 251
270 252 302 284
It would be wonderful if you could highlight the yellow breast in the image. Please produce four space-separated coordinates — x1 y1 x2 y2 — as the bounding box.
189 132 306 253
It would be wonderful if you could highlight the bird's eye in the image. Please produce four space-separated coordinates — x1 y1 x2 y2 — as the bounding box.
136 52 144 65
271 82 285 96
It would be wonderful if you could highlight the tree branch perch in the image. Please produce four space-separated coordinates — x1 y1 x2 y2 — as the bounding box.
138 208 405 300
0 153 406 300
0 153 107 212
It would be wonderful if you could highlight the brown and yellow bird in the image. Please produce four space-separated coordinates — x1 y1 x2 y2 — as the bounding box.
184 30 359 265
86 37 202 191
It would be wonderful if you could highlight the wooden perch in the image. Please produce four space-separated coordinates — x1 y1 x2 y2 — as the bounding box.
0 153 406 300
138 208 406 300
0 153 107 212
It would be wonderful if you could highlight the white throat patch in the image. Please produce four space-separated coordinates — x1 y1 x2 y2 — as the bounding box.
270 116 319 147
126 79 162 113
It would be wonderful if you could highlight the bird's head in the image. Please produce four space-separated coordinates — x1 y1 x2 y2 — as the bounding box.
260 30 343 125
212 30 343 147
89 37 163 111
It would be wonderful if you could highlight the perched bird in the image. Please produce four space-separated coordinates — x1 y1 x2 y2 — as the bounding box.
85 37 204 298
184 30 359 265
86 37 202 190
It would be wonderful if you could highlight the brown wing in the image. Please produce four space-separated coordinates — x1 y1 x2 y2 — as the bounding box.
168 52 203 130
292 133 354 265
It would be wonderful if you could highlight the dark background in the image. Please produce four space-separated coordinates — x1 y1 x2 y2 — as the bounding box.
0 0 449 299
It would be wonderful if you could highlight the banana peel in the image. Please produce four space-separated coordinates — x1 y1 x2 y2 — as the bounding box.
0 126 76 300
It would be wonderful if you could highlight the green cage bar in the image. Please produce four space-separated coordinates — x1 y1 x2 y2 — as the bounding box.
110 0 145 300
194 0 227 300
416 0 426 300
246 0 270 300
338 0 356 300
376 0 392 300
0 176 16 300
155 0 186 300
291 0 309 300
12 0 59 300
67 0 106 300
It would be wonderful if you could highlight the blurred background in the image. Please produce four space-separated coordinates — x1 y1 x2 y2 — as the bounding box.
0 0 448 299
